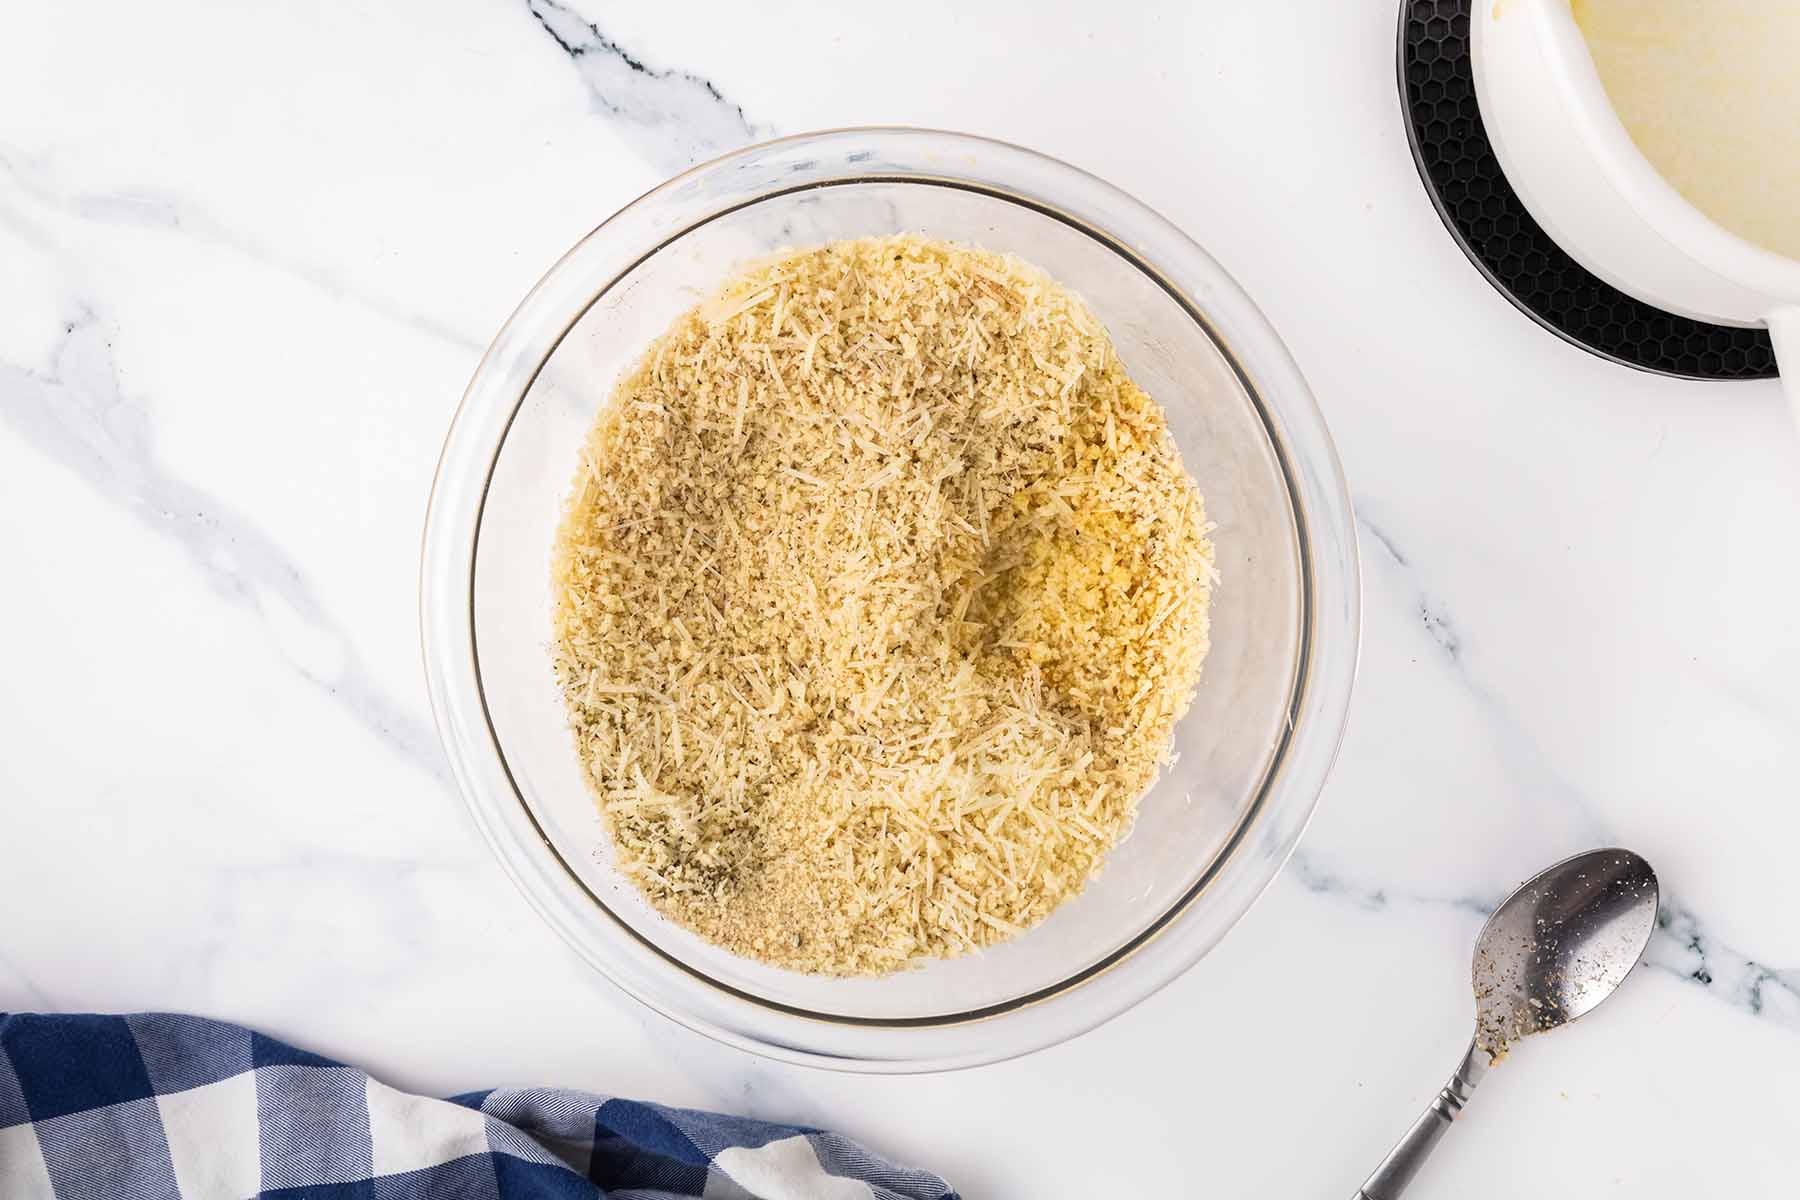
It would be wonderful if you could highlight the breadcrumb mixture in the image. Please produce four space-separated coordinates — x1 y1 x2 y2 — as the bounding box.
552 236 1215 974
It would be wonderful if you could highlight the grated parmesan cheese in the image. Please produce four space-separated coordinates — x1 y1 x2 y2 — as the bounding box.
551 236 1215 975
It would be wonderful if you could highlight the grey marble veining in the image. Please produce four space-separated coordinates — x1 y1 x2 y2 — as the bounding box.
0 149 485 353
0 311 450 785
525 0 767 174
1646 905 1800 1028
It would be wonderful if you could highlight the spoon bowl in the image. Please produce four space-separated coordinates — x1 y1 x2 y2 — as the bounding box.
1473 848 1661 1058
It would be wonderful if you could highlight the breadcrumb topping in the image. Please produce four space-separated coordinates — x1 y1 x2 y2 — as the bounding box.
552 236 1215 974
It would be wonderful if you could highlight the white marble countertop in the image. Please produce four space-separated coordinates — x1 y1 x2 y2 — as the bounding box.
4 2 1798 1194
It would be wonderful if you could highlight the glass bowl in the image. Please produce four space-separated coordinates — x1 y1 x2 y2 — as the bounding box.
421 128 1359 1072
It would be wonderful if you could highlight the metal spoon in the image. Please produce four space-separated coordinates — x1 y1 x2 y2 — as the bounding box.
1352 847 1660 1199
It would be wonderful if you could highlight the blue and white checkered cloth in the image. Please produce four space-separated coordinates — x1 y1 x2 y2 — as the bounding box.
0 1013 958 1199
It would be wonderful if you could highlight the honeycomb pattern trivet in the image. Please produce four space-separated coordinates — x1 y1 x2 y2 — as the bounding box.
1398 0 1777 381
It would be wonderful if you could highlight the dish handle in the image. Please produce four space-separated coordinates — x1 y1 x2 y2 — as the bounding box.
1769 307 1800 437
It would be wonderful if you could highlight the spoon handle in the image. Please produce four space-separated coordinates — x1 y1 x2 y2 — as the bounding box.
1352 1038 1488 1199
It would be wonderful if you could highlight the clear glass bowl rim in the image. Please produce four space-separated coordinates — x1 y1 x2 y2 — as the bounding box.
420 127 1361 1072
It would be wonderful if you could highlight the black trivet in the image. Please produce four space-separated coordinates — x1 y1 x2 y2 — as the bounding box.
1398 0 1778 380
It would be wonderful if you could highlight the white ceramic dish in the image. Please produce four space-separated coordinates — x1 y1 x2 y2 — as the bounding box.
1474 0 1800 419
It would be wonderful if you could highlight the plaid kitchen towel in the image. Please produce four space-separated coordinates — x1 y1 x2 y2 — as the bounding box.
0 1013 958 1200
